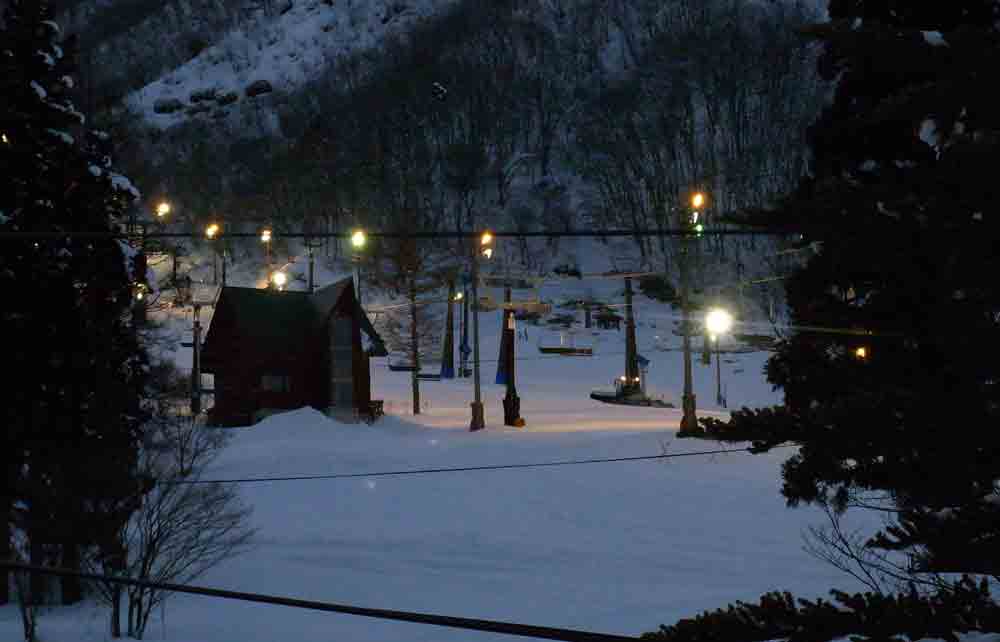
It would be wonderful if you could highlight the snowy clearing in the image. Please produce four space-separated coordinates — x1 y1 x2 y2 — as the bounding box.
1 323 884 642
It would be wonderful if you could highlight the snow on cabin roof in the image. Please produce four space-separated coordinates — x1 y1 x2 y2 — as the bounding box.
201 280 386 370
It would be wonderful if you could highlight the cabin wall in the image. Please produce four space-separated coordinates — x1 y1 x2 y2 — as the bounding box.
211 360 314 426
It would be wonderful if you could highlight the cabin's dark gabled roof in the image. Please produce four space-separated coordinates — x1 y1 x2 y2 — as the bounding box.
201 287 315 369
202 279 387 370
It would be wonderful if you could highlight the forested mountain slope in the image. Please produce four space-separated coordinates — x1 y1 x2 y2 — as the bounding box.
60 0 828 323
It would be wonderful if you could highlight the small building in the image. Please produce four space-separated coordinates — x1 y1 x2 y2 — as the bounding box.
200 278 387 427
595 309 623 331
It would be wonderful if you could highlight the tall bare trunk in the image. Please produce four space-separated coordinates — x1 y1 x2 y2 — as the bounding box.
410 276 420 415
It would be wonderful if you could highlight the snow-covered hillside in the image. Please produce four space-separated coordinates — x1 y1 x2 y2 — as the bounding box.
128 0 459 128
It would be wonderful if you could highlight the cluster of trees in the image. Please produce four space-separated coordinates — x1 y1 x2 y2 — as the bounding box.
677 1 1000 640
1 3 253 640
121 0 824 321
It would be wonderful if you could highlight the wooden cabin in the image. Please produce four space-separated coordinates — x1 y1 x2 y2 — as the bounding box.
200 278 387 427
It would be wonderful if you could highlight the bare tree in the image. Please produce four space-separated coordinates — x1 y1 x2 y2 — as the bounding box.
10 544 39 642
90 410 254 639
802 502 951 598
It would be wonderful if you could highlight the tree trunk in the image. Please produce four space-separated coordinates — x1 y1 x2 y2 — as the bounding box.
60 541 82 604
127 593 138 637
0 505 9 605
109 585 122 638
410 276 420 415
27 495 45 605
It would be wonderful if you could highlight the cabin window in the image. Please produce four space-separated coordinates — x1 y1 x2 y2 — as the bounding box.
260 374 291 393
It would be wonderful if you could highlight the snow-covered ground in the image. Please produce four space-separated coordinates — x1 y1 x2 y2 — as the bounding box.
0 240 889 642
1 298 888 642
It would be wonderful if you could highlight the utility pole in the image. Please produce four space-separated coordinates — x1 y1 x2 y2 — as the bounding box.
220 243 227 287
460 283 469 378
191 303 202 415
678 194 703 435
442 281 456 379
502 286 523 427
308 244 315 292
715 336 724 407
624 277 640 395
470 242 485 431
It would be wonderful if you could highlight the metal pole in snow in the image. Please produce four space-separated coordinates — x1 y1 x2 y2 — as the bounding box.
470 243 484 431
192 303 202 416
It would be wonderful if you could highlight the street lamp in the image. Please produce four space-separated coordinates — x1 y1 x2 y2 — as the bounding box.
271 270 287 291
351 228 366 302
678 189 708 434
480 231 494 260
205 222 225 285
705 307 733 407
470 230 493 431
260 226 273 269
854 346 868 360
155 201 171 218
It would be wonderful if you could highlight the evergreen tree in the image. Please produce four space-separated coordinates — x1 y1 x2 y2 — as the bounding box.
0 0 150 610
709 1 1000 580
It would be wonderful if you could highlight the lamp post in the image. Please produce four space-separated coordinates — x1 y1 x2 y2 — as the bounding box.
205 222 223 285
679 191 706 434
351 229 366 303
470 230 492 431
705 307 733 407
260 226 273 271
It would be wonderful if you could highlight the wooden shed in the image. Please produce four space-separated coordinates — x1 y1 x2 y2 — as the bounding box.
200 278 387 426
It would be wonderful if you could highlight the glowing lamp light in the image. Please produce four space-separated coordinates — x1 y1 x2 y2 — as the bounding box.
351 229 366 249
2 133 9 144
855 346 868 360
705 308 734 336
454 292 464 301
155 201 171 218
271 271 288 287
482 247 493 259
480 231 493 246
205 223 220 239
691 192 706 209
260 228 272 243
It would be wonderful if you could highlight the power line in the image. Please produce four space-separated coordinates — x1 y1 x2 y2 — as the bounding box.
1 228 791 240
159 445 793 486
0 562 637 642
